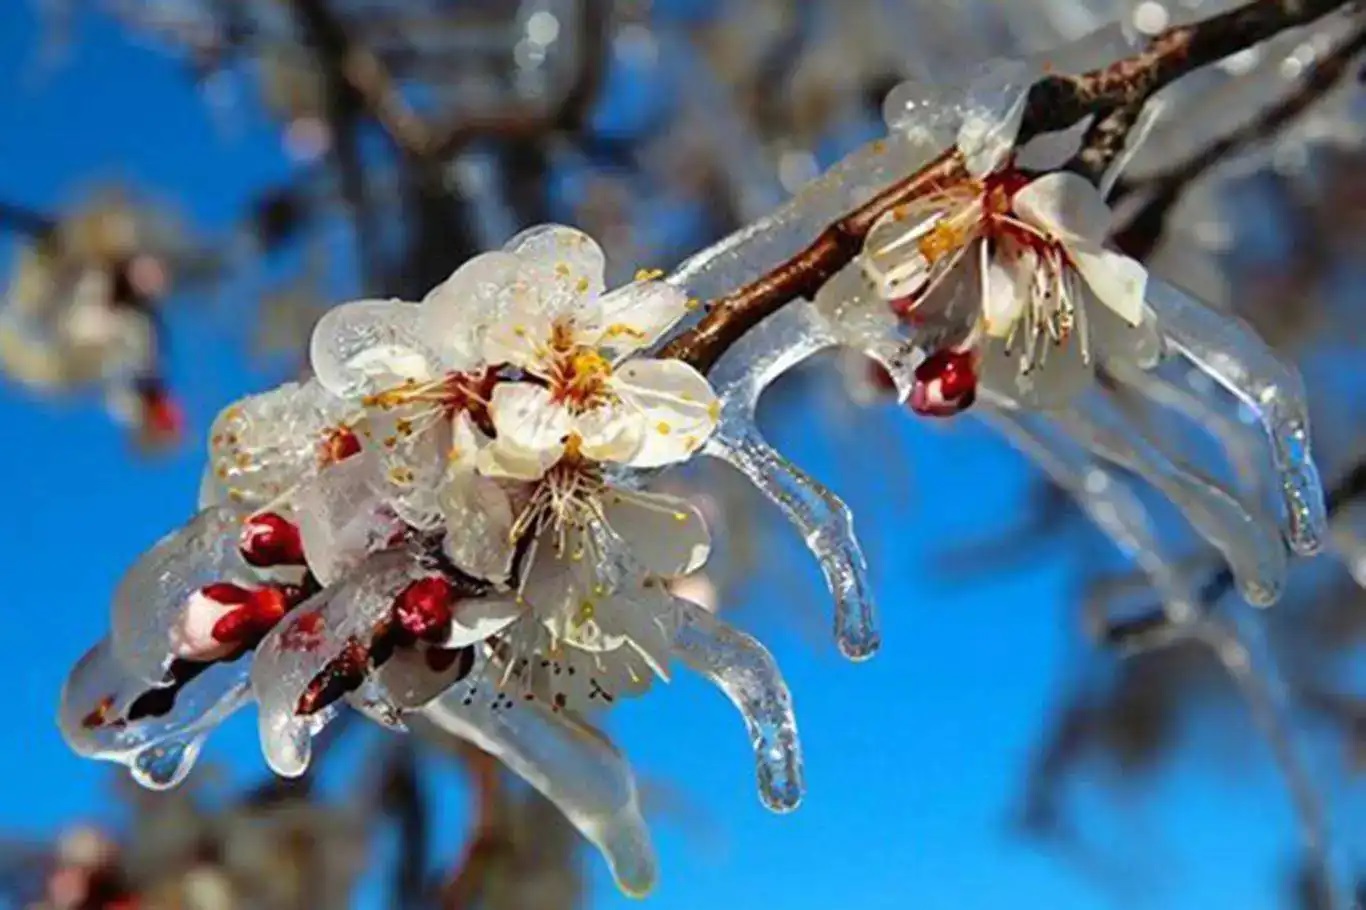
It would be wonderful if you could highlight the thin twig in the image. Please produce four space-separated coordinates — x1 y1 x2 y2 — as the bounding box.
659 0 1357 373
1114 21 1366 259
0 200 57 239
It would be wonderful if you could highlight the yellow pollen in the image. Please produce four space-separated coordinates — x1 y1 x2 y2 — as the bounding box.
674 511 688 522
602 323 647 340
655 421 672 435
555 262 571 277
917 221 965 265
685 298 702 311
570 349 611 382
707 402 721 421
576 276 590 293
574 600 595 626
634 267 664 281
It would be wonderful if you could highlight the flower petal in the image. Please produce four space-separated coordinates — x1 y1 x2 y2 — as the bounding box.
573 403 646 464
481 382 570 478
610 359 719 468
447 596 524 646
207 380 349 509
1072 247 1149 329
1012 171 1113 245
310 299 435 400
982 247 1030 337
504 223 607 304
294 454 405 587
602 489 710 577
439 469 518 584
586 280 690 357
419 251 520 372
955 58 1031 177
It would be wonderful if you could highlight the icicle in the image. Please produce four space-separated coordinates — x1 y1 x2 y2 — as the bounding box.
1147 277 1326 556
1049 389 1287 606
980 403 1199 625
59 639 250 791
111 505 250 684
414 672 657 897
697 302 880 659
705 424 878 660
1104 358 1268 501
670 598 804 813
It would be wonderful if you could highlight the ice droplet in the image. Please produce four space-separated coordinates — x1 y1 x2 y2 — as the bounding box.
58 639 249 790
1146 277 1326 555
981 403 1198 624
670 598 804 812
1050 388 1286 606
414 668 657 897
130 737 201 791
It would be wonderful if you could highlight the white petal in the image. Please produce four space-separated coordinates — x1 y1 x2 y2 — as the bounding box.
1012 171 1113 244
419 251 521 372
310 299 435 399
168 589 241 663
586 281 690 358
609 359 719 468
485 382 571 467
439 470 518 584
447 596 523 647
955 57 1031 177
602 489 711 577
1072 248 1149 328
504 223 607 303
573 404 646 464
982 248 1029 337
294 453 404 587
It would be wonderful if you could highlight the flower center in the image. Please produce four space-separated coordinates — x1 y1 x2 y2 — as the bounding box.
552 346 614 411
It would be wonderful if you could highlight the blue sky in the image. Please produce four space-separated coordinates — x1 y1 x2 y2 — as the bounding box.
0 5 1323 909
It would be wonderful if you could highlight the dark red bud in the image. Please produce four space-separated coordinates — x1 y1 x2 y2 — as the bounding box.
910 348 978 418
321 427 362 464
209 585 291 646
200 582 253 605
393 577 454 643
240 513 306 567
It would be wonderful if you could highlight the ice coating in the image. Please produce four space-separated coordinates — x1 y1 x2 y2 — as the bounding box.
206 380 348 509
1146 277 1326 556
111 505 250 684
250 548 425 777
1329 498 1366 589
697 301 880 659
293 454 404 586
1104 358 1269 502
59 639 250 790
670 597 804 813
414 672 657 897
664 134 942 304
980 402 1199 625
1049 389 1287 606
309 299 441 400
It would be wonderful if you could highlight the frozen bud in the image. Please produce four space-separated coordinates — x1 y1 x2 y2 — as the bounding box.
392 576 454 643
240 512 307 567
134 378 183 449
910 349 977 417
320 426 362 465
169 583 291 662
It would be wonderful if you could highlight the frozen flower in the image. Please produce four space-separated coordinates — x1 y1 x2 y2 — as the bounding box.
860 162 1158 414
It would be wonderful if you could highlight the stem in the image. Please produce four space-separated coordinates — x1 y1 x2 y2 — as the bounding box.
659 0 1358 374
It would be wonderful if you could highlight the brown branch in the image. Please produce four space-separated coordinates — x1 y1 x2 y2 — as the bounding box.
1068 99 1150 184
660 0 1358 374
1113 20 1366 259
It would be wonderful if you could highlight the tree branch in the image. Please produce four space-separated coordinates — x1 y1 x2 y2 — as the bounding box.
660 0 1358 374
1113 20 1366 259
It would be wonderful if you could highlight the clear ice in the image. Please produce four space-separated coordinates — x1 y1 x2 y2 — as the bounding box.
670 597 804 812
415 666 658 897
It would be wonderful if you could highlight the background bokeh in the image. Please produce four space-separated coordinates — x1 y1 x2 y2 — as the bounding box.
2 2 1363 908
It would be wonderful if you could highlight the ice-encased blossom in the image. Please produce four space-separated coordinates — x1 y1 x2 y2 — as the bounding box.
857 165 1157 413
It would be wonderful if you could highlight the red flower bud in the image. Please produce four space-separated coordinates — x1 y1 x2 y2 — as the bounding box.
910 348 978 417
393 576 454 643
240 513 306 567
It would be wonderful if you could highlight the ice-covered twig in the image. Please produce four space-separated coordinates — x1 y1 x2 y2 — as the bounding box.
657 0 1358 374
1113 21 1366 259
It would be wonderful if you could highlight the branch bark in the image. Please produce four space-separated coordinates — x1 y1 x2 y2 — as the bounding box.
660 0 1359 374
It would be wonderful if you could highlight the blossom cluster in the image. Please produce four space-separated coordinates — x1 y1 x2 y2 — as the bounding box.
61 225 799 896
59 58 1332 896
